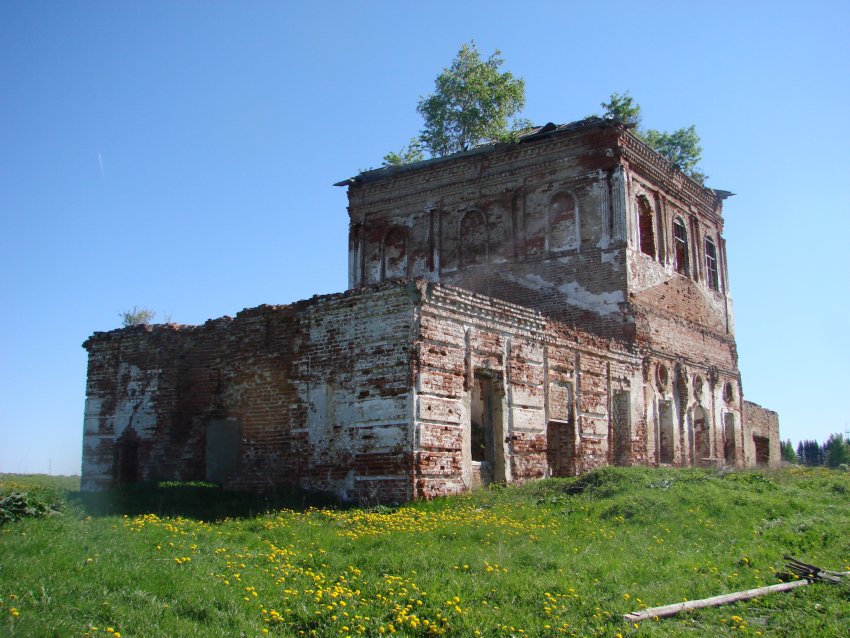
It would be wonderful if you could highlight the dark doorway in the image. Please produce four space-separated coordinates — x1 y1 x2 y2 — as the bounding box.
469 373 505 487
206 419 241 484
754 435 770 466
115 432 139 484
692 406 710 466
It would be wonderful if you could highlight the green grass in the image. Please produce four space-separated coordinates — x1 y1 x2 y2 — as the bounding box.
1 467 848 637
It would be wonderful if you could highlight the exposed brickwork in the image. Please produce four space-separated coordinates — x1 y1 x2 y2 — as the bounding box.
82 118 780 504
743 401 781 467
83 285 419 502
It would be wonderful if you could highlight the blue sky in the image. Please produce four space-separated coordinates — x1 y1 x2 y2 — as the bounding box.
1 1 848 475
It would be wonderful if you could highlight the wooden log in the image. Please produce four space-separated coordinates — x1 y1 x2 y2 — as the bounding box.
623 580 810 622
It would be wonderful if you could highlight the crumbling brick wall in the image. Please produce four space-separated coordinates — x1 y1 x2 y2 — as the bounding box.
83 285 420 502
409 281 645 499
82 119 780 504
743 400 781 467
344 122 632 339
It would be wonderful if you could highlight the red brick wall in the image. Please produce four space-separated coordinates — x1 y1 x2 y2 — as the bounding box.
409 281 646 499
743 400 781 467
82 285 418 503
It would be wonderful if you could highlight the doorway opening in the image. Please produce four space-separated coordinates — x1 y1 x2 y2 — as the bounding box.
753 435 770 466
206 419 241 484
470 373 504 487
724 413 737 464
691 405 710 466
115 430 139 484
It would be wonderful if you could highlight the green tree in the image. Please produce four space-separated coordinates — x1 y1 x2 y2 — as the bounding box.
382 137 425 167
120 306 156 327
600 91 642 127
643 126 705 182
416 42 526 158
824 433 850 468
780 439 798 464
600 92 706 183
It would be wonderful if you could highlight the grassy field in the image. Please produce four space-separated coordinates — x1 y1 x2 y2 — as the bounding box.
1 467 848 637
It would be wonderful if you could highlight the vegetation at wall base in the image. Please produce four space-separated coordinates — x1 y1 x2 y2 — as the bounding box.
2 467 848 637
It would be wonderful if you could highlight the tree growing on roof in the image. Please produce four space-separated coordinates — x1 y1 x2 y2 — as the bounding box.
120 306 156 327
383 137 425 167
415 42 527 158
601 91 706 183
600 91 642 127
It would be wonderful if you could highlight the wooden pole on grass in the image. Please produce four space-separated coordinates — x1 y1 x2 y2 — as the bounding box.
623 580 810 622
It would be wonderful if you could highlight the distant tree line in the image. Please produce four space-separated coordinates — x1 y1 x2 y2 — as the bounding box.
781 434 850 468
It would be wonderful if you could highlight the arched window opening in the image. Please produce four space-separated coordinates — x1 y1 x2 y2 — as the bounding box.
705 237 719 291
460 210 487 266
673 217 689 275
382 227 408 281
549 192 577 252
637 197 656 258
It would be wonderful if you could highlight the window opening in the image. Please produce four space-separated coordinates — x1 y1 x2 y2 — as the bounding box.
637 198 656 258
673 217 689 275
705 237 719 290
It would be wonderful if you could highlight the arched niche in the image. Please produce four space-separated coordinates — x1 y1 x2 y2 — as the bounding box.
382 227 408 280
460 209 487 267
549 191 577 252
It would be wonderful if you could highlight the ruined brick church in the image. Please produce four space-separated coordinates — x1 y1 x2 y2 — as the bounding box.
81 118 779 502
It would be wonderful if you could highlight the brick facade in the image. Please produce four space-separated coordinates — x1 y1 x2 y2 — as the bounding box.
82 118 779 503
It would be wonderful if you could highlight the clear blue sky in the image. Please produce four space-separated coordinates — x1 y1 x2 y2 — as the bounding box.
2 1 848 475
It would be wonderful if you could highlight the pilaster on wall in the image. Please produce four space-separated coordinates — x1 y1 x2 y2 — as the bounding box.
611 166 627 242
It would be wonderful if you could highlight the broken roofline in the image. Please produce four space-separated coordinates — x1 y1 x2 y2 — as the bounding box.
334 117 727 202
333 117 617 187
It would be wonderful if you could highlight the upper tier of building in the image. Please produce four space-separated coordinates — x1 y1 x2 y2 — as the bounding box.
337 118 735 361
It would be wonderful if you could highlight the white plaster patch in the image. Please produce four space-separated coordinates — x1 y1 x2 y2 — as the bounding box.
601 249 621 265
81 434 114 486
503 273 624 317
83 397 104 434
557 282 625 316
505 272 554 292
114 363 158 439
